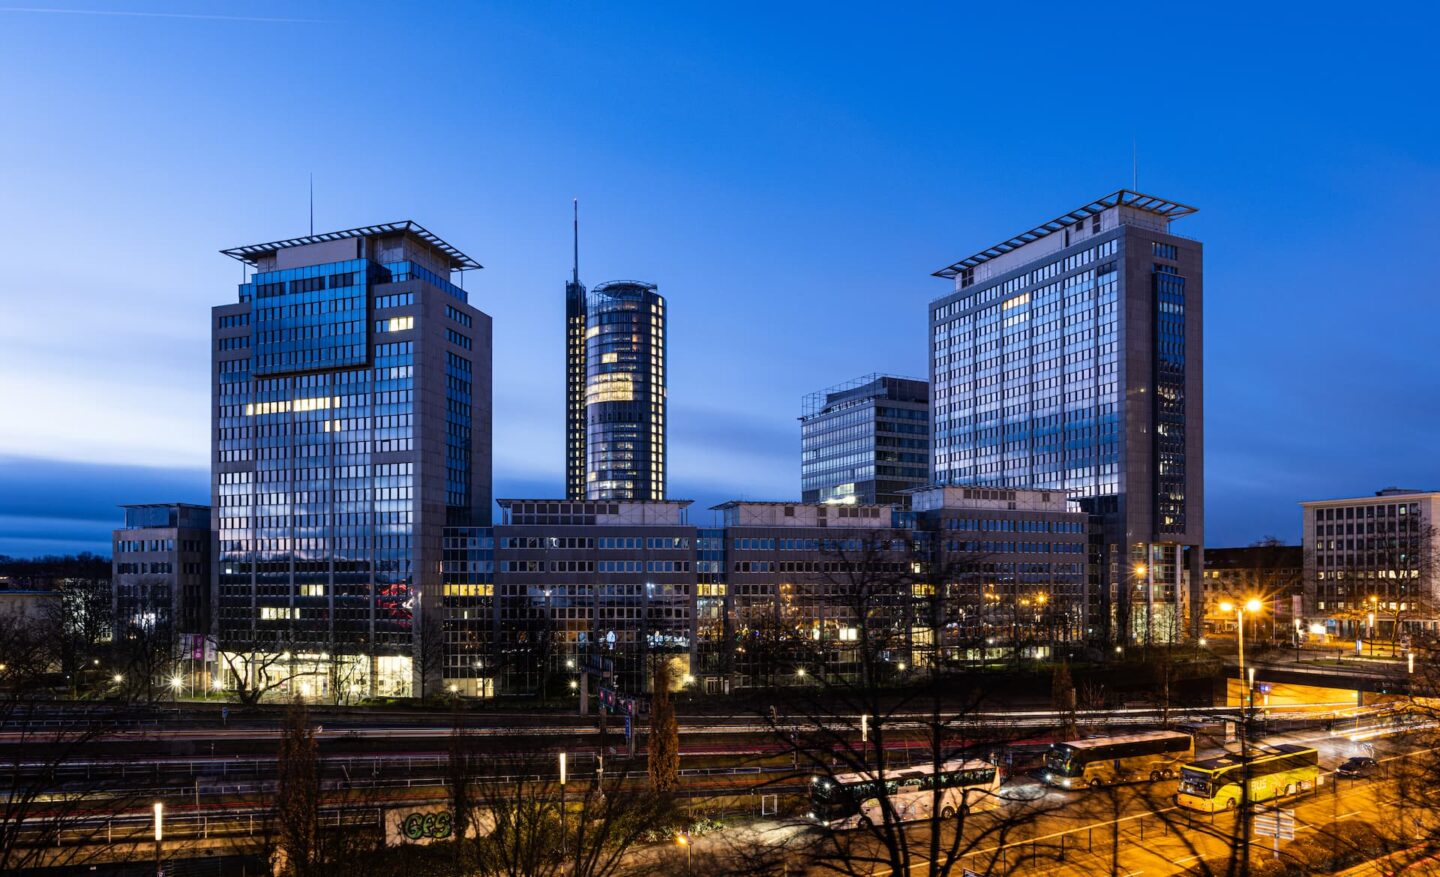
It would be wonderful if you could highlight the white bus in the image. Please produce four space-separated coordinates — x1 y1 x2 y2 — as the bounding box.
807 759 1002 830
1043 730 1194 790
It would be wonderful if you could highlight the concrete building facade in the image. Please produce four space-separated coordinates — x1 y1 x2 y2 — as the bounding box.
112 503 212 637
1302 488 1440 641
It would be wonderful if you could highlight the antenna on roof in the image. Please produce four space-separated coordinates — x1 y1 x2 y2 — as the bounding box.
309 173 314 235
572 198 580 285
1132 138 1138 191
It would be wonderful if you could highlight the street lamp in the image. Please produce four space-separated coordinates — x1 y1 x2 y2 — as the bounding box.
676 830 693 873
1219 598 1263 708
153 801 163 876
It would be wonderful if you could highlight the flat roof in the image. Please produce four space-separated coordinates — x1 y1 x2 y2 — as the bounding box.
118 502 211 510
932 190 1197 279
221 221 481 271
710 500 891 510
497 498 693 508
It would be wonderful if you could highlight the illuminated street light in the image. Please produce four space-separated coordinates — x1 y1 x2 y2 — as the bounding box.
211 676 223 691
681 674 695 685
169 676 183 691
796 667 807 678
113 673 124 684
568 680 578 690
676 830 693 872
1222 597 1264 708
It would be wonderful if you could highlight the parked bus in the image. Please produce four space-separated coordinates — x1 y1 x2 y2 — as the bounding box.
807 759 1002 830
1042 731 1194 790
1176 744 1320 812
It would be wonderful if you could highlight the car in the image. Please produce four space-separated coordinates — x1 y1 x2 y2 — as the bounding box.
1336 756 1378 778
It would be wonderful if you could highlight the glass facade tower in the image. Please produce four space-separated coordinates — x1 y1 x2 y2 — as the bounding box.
928 191 1203 644
801 374 929 506
212 222 491 697
583 281 666 501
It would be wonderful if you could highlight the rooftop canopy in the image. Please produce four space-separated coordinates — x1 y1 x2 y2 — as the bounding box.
932 189 1197 279
221 220 481 270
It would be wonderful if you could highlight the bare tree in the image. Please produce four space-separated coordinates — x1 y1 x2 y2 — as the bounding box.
467 754 668 877
647 660 680 793
219 641 303 706
43 575 112 695
759 529 1067 877
274 695 321 876
110 576 180 704
0 614 143 873
417 610 447 702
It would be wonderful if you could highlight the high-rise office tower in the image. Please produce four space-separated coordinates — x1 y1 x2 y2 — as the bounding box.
213 222 491 696
800 374 929 506
564 207 667 502
565 201 588 500
929 191 1203 644
584 281 667 500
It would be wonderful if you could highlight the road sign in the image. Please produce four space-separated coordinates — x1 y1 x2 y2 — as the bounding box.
623 714 632 740
1253 808 1296 840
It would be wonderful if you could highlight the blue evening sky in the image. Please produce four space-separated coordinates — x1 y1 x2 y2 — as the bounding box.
1 2 1437 557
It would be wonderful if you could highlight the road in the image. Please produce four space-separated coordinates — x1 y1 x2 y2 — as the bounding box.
762 724 1433 876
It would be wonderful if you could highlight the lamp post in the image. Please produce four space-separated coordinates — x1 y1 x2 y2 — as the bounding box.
152 801 163 876
558 751 567 857
1219 598 1263 710
676 830 693 873
1367 596 1378 656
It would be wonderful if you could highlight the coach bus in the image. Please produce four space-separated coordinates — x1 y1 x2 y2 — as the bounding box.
1176 743 1320 812
807 759 1002 830
1042 730 1194 790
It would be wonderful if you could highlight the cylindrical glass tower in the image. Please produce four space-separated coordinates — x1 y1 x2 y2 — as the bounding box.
584 280 666 500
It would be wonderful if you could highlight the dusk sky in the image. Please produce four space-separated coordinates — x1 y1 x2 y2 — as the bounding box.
1 2 1438 557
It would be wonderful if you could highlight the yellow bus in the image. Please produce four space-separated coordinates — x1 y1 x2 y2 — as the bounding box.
1176 744 1320 812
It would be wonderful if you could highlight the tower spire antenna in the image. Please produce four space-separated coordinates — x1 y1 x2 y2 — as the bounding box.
309 172 314 235
572 197 580 285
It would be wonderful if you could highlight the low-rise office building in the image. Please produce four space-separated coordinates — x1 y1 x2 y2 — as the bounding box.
1201 543 1302 636
1302 487 1440 640
112 503 212 637
440 490 1092 699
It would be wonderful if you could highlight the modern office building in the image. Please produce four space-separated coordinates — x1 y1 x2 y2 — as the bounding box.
929 190 1204 644
582 280 667 501
112 503 212 637
213 222 492 698
1302 487 1440 639
800 374 929 506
